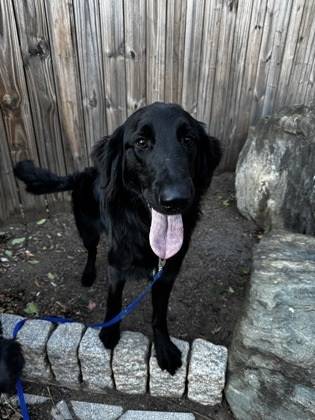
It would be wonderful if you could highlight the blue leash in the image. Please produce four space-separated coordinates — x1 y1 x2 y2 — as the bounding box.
13 267 164 420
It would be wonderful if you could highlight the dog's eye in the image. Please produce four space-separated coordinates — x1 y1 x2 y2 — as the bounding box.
135 137 149 150
181 136 193 147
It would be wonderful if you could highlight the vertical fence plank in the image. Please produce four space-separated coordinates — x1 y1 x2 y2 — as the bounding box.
12 0 66 176
209 0 238 146
0 111 20 222
262 0 294 116
74 0 107 158
146 0 167 103
124 0 146 115
304 54 315 105
221 0 254 169
250 0 292 122
45 0 88 171
12 0 67 208
283 0 315 106
226 0 268 168
273 0 306 110
0 0 42 211
165 0 187 104
197 0 222 126
100 0 127 133
181 0 205 117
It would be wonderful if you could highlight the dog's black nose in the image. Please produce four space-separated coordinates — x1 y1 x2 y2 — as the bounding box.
159 185 191 210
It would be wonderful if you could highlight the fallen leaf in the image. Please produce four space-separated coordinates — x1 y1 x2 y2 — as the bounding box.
28 260 39 265
24 302 39 316
211 326 222 335
11 237 26 246
222 199 231 207
36 218 47 225
4 250 12 258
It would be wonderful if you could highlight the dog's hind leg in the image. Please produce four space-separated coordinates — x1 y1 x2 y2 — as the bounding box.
81 233 99 287
78 223 100 287
74 208 100 287
99 266 125 349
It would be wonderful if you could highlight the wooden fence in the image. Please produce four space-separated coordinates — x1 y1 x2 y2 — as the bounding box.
1 0 315 222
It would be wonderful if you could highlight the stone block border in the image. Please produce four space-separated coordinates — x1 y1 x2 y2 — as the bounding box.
1 313 228 406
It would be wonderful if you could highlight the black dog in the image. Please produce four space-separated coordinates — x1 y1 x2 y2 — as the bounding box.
0 324 24 394
14 102 221 374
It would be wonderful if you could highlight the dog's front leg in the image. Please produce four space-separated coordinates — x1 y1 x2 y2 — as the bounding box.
152 259 183 375
99 266 125 349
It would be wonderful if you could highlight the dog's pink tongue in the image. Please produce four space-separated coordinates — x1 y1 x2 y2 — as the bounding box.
149 208 183 259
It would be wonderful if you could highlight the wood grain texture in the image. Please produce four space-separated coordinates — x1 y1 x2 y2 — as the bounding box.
165 0 187 104
235 0 268 137
146 0 167 103
0 111 21 222
197 0 222 126
284 0 315 107
262 0 293 116
274 0 306 110
45 0 88 171
12 0 66 176
209 0 238 142
0 0 41 211
181 0 205 117
220 0 269 170
249 0 291 122
74 0 107 159
100 0 127 133
221 0 255 169
12 0 67 206
124 0 146 115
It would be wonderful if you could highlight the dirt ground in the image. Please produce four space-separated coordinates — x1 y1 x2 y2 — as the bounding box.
0 173 259 420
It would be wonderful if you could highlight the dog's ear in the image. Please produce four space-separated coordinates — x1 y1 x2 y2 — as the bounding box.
92 125 124 202
195 122 222 194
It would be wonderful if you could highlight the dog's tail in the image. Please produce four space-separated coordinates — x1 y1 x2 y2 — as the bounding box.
14 160 76 195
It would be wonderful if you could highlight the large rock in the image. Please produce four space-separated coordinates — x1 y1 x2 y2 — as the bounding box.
235 105 315 234
225 231 315 420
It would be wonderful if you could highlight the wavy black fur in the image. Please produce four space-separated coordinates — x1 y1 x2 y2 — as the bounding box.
0 324 24 394
14 102 221 375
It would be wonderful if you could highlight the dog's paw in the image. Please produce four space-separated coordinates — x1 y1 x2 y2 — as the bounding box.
155 336 182 375
81 266 96 287
99 327 120 350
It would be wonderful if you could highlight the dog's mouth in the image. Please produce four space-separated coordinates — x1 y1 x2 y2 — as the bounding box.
148 207 183 260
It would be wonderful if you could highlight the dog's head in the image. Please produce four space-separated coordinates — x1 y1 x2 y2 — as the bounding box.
93 102 221 259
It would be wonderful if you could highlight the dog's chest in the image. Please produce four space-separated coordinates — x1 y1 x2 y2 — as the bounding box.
108 205 157 272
